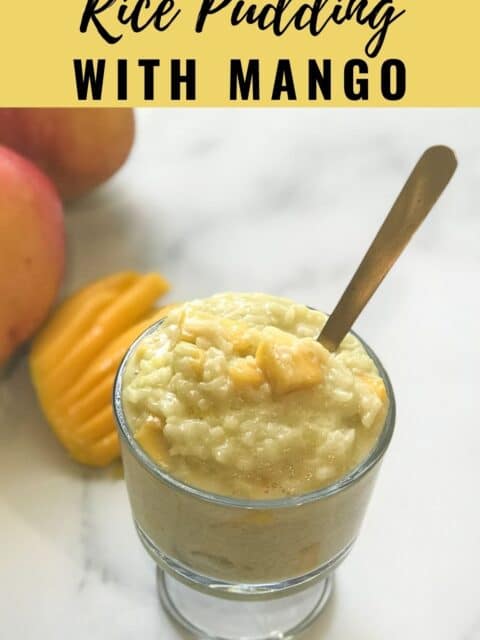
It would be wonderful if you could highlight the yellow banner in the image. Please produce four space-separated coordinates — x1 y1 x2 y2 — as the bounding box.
1 1 478 106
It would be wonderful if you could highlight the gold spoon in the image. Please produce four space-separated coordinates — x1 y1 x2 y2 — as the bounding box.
318 145 458 352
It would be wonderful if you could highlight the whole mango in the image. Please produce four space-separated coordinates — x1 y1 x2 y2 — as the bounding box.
0 146 65 364
0 108 135 200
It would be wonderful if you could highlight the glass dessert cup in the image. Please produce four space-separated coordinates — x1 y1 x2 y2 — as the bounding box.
114 321 395 640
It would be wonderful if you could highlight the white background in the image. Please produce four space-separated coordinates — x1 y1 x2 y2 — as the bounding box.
1 109 479 639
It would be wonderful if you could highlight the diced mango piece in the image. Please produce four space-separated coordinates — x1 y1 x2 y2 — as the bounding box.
135 418 170 468
357 372 387 402
181 312 260 355
174 341 205 376
228 357 264 389
256 327 329 395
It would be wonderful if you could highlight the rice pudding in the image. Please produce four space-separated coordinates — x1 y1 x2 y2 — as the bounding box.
122 293 388 499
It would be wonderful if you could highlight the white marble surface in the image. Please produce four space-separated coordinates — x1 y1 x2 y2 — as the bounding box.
1 109 480 640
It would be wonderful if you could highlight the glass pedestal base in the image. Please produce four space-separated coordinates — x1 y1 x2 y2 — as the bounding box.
157 567 333 640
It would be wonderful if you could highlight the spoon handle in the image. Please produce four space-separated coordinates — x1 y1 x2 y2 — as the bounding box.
318 145 458 352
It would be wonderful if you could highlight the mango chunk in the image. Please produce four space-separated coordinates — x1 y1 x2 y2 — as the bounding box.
181 312 260 355
256 328 329 395
357 372 387 402
174 341 205 376
135 418 170 468
228 357 265 389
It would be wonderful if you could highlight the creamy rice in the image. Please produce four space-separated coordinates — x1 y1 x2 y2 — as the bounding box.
122 293 388 499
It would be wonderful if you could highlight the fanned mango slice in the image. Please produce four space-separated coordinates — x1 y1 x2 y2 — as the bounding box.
32 272 139 360
29 271 175 467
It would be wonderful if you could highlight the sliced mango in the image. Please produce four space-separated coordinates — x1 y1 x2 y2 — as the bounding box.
46 274 170 394
32 271 139 362
61 304 177 406
29 271 174 467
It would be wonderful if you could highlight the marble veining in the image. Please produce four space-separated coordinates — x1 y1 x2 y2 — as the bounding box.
1 108 479 639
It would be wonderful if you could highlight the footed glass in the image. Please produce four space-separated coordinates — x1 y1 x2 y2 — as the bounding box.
114 322 395 640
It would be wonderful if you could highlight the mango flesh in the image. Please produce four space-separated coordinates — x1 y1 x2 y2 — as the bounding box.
181 311 261 355
180 311 329 394
0 109 135 200
29 272 173 467
0 146 65 364
228 358 265 388
256 327 329 394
